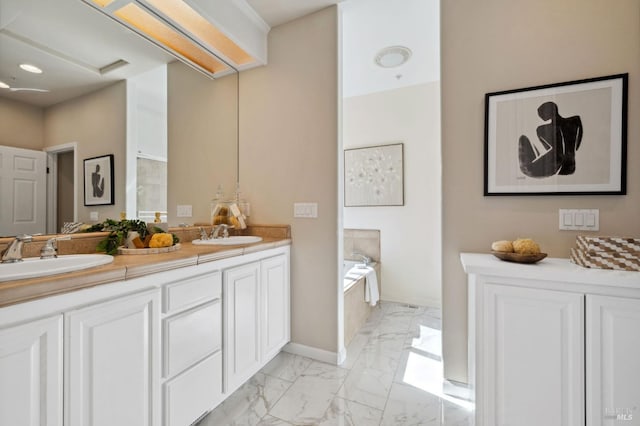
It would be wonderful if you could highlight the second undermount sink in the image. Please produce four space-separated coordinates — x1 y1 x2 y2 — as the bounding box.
0 254 114 282
192 236 263 246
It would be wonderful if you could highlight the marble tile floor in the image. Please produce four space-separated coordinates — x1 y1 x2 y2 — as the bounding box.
196 302 474 426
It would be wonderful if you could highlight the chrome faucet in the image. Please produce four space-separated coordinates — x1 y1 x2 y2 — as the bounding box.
40 236 71 259
352 252 371 266
212 224 231 239
199 227 209 240
1 234 33 263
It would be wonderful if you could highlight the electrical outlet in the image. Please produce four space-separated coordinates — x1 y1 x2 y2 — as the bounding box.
90 211 99 221
176 205 192 217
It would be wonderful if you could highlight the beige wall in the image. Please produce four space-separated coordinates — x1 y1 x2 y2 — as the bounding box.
344 82 441 306
240 6 339 353
167 62 238 225
441 0 640 383
44 81 127 223
0 97 44 150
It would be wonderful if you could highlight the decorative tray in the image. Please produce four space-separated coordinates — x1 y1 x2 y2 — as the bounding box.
491 251 547 264
117 243 181 255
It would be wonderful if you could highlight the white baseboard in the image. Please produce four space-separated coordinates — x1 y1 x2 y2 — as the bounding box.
283 342 341 365
443 379 474 401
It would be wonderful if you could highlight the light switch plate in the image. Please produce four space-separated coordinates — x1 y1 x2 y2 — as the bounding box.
90 211 99 221
294 202 318 218
559 209 599 231
176 205 192 217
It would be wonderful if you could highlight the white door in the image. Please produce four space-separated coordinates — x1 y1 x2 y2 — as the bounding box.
261 255 289 361
481 283 584 426
0 145 47 236
223 262 261 394
587 295 640 426
65 289 160 426
0 315 63 426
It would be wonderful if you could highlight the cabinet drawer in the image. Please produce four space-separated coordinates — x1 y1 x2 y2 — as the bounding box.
163 271 221 314
164 351 222 426
164 300 221 377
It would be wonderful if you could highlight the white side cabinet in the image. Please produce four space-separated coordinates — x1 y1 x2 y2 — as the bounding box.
462 253 640 426
0 315 63 426
224 254 290 395
65 288 161 426
587 295 640 425
480 283 584 426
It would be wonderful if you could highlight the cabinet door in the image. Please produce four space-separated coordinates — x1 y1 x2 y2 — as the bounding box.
261 255 290 361
66 289 160 426
0 315 62 426
587 295 640 426
224 262 261 394
481 283 584 426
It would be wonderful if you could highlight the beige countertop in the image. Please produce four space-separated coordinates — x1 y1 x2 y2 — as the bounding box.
0 225 291 308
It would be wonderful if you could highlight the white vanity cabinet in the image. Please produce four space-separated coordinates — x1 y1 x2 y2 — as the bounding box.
261 255 290 361
224 261 261 393
0 315 63 426
462 253 640 426
224 254 290 395
65 288 161 426
0 244 290 426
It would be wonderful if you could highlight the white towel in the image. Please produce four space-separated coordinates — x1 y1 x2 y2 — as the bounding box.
362 267 379 306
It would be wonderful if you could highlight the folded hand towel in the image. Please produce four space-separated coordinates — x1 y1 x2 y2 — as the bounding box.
363 267 379 306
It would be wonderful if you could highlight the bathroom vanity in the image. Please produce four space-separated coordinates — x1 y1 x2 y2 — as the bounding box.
461 253 640 426
0 236 290 426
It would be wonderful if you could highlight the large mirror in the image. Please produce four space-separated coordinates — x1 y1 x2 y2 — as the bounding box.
0 0 238 237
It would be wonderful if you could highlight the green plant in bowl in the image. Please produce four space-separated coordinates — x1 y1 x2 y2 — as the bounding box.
84 219 151 255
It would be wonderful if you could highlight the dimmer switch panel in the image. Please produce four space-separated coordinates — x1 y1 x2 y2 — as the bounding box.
294 203 318 218
177 205 192 217
559 209 599 231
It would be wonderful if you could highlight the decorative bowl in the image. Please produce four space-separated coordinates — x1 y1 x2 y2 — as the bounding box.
491 251 547 264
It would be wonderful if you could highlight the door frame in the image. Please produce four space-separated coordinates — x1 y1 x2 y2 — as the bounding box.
45 143 78 234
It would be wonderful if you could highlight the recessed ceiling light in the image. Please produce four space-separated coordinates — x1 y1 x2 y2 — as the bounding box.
374 46 412 68
0 81 9 89
19 64 43 74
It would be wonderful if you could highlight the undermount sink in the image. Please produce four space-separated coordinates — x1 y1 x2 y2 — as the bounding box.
192 236 263 246
0 254 114 282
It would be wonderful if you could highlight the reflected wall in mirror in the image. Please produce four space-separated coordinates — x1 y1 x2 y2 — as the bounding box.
167 61 238 226
0 0 239 237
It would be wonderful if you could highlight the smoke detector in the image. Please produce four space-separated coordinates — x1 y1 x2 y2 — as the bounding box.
374 46 412 68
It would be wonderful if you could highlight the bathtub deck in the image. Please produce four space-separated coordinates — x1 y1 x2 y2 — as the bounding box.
344 262 381 346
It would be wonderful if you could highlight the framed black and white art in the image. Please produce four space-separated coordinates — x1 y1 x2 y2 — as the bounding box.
484 74 627 195
84 154 114 206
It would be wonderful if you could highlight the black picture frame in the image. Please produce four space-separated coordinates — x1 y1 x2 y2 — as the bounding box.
484 73 628 196
83 154 114 206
